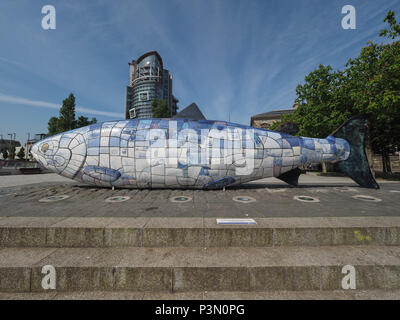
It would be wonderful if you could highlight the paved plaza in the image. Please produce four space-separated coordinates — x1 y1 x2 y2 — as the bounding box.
1 173 400 300
0 173 399 218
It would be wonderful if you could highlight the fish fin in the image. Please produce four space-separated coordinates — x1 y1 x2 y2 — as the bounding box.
204 177 235 189
277 168 302 186
82 166 121 182
331 115 379 189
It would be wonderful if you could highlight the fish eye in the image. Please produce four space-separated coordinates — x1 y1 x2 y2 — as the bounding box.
41 143 49 153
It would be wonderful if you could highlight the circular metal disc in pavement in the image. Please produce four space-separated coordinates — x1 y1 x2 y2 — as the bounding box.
232 196 257 203
294 195 320 203
352 195 382 202
39 195 70 202
170 196 192 203
105 196 131 203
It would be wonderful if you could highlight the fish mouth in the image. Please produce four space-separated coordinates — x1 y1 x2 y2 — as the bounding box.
31 140 48 168
30 135 68 173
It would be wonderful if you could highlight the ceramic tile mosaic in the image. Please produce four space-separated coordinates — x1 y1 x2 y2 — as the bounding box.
31 118 352 189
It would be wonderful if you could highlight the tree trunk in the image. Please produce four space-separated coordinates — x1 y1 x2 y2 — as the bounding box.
382 152 392 174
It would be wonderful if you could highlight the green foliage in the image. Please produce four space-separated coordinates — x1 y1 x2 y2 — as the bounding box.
273 11 400 173
269 113 296 131
1 148 8 159
47 116 62 136
151 99 171 118
345 40 400 157
17 147 25 159
76 116 97 128
76 116 89 128
28 146 32 160
9 145 16 159
379 11 400 39
59 93 76 131
47 94 97 136
287 65 352 138
269 121 280 131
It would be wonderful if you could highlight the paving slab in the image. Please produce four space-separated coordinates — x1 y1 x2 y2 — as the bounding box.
0 173 399 218
0 174 72 188
0 217 67 227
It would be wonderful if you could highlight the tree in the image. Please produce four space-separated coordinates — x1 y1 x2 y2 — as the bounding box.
344 39 400 173
76 116 97 128
151 99 170 118
47 94 98 135
76 116 90 128
272 10 400 174
48 116 62 136
59 93 76 130
17 147 25 160
379 10 400 39
9 145 16 159
292 65 352 137
1 148 8 160
28 146 33 160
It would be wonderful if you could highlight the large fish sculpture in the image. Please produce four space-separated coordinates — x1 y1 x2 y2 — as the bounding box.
31 115 379 189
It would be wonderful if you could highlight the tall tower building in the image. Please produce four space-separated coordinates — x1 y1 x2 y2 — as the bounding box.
125 51 178 119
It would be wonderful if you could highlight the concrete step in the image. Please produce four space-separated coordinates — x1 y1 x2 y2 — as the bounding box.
1 246 400 292
1 217 400 248
1 289 400 300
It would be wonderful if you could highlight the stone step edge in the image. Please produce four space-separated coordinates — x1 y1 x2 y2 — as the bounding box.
1 224 400 247
2 216 400 229
1 246 400 292
1 265 399 292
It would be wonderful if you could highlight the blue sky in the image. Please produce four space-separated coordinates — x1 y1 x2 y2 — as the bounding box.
1 0 399 143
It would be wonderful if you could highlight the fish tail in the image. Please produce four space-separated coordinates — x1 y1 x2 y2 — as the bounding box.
331 115 379 189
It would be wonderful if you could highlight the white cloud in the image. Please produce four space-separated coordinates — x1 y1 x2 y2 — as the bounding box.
0 56 25 67
0 93 123 118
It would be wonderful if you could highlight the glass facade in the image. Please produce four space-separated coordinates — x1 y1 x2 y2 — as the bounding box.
125 51 178 119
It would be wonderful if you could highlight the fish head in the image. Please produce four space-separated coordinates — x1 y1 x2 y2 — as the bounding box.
31 129 87 178
31 134 66 172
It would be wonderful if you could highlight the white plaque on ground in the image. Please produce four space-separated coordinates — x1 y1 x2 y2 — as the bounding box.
216 218 257 225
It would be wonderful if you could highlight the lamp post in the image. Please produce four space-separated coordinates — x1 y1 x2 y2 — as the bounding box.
7 133 12 151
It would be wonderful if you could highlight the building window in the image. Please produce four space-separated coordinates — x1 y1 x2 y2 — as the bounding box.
139 92 149 101
129 108 136 119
